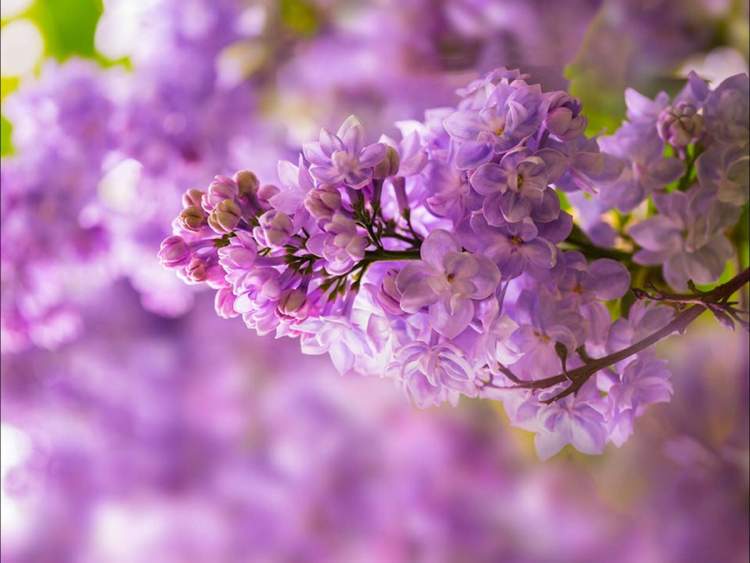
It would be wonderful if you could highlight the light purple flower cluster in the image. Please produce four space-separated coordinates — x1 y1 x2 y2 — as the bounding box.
1 61 118 352
158 66 749 459
593 72 749 290
1 0 272 351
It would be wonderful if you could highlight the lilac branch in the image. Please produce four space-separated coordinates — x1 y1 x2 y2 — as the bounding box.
500 268 750 402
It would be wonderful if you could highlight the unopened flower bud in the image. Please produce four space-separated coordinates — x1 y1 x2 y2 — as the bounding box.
178 206 206 232
255 210 294 247
278 288 306 316
182 188 204 209
158 236 191 268
544 91 586 141
392 176 408 213
208 199 242 234
657 102 703 148
373 145 400 179
186 256 208 282
233 169 260 198
203 175 238 211
304 184 341 221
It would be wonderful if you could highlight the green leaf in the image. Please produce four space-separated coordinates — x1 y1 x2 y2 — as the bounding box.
27 0 103 61
1 115 13 156
280 0 319 38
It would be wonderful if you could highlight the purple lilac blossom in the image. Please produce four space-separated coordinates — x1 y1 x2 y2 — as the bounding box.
585 71 749 291
156 65 745 458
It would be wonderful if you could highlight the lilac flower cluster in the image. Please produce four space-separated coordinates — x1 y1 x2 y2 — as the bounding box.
161 67 748 458
593 72 748 290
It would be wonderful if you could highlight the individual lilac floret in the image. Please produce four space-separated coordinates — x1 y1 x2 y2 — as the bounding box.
598 123 684 211
657 102 704 150
306 213 368 275
703 73 749 145
553 252 631 304
396 230 500 339
629 188 737 290
303 115 387 188
534 381 608 460
604 356 673 447
542 91 587 141
549 136 624 194
460 213 557 279
470 149 551 224
505 290 585 380
393 341 476 408
697 143 750 206
444 78 544 169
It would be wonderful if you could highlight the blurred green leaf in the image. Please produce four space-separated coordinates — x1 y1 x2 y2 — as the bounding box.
27 0 103 60
280 0 319 38
1 116 13 156
564 8 629 136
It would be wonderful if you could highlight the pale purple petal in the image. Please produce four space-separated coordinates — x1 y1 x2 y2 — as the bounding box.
455 141 493 169
584 259 631 300
420 230 460 268
359 143 387 167
443 110 483 140
429 299 474 339
470 163 507 195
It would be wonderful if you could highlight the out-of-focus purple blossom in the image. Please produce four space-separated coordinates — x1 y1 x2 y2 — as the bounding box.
598 123 684 211
697 143 750 205
605 356 673 447
629 188 737 290
535 381 608 460
703 73 750 144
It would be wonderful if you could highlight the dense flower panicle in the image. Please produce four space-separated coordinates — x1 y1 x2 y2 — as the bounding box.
160 66 749 459
590 71 749 289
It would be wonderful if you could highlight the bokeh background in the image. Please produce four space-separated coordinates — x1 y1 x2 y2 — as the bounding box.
1 1 748 562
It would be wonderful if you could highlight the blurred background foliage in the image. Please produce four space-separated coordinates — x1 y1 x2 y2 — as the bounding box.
0 1 748 560
1 0 103 154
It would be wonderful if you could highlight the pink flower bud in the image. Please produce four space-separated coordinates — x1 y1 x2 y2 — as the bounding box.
304 184 342 221
257 184 280 203
233 169 260 198
186 256 208 282
377 269 405 315
208 199 242 234
182 188 204 209
202 175 238 211
255 210 295 247
657 102 703 148
278 288 307 316
158 236 191 268
178 206 206 232
373 145 400 179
